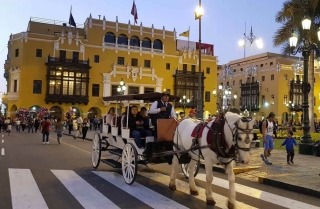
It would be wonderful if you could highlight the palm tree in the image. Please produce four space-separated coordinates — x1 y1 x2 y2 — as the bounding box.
273 0 320 132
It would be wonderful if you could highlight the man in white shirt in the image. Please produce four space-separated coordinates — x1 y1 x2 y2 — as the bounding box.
261 112 275 165
75 116 83 138
149 92 177 138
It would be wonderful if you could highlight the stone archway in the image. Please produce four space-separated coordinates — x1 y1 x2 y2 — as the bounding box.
87 107 102 120
10 104 17 116
72 106 82 117
29 105 41 117
50 106 63 119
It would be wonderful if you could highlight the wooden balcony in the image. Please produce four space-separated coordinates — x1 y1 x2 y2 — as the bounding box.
45 95 89 105
46 56 91 69
240 105 260 112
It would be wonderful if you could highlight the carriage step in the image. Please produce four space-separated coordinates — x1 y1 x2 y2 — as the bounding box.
101 159 122 168
109 149 122 156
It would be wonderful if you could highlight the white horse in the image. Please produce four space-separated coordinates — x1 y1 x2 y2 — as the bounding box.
169 112 255 209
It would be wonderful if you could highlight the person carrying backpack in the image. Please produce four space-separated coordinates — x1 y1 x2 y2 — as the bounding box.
260 112 276 165
93 116 99 131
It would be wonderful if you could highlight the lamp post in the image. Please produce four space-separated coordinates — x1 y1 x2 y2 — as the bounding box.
179 95 190 115
117 78 126 114
195 0 203 119
289 16 320 155
245 65 257 116
238 23 263 58
213 85 237 112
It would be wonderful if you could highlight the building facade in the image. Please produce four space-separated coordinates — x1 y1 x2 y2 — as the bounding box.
217 52 320 123
2 15 217 119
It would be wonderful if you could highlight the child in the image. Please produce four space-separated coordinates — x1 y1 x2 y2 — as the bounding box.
55 118 64 144
281 130 298 164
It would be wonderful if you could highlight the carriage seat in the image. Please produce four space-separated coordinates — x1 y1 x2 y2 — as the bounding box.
112 116 122 136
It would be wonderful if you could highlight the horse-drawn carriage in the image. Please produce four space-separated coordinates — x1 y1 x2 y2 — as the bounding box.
91 92 255 208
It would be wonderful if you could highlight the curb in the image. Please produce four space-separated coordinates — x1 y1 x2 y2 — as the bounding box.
258 177 320 199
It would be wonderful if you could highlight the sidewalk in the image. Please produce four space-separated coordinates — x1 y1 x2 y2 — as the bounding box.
65 130 320 198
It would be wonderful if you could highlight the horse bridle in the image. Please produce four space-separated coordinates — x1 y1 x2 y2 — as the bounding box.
225 117 254 152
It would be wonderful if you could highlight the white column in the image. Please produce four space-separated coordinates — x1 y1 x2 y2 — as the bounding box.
139 86 144 94
102 73 111 97
151 42 154 53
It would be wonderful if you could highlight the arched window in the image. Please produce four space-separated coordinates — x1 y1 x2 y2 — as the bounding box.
153 39 163 50
104 32 116 43
142 37 151 48
118 34 128 45
130 36 140 46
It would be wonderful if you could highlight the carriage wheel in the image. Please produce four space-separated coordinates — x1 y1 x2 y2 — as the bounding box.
122 143 138 185
92 133 102 169
181 160 200 179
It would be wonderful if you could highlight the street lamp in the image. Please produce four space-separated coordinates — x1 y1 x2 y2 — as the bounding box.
179 95 190 115
195 0 203 119
213 85 237 112
238 23 263 58
245 65 257 116
117 78 126 95
289 16 320 155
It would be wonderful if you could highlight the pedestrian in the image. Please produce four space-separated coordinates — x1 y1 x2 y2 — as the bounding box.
34 117 40 133
55 118 64 144
280 130 298 164
28 117 34 133
68 118 73 135
75 116 83 139
15 117 21 133
260 112 276 165
81 118 89 142
5 118 12 136
93 116 99 131
40 116 51 144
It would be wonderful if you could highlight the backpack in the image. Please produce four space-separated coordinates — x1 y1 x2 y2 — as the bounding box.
259 119 268 134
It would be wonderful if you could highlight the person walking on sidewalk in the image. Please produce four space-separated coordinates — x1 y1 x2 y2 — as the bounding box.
15 117 21 133
55 118 64 144
5 117 12 136
260 112 275 165
74 116 83 139
81 118 89 142
281 130 298 164
40 116 51 144
28 117 34 133
34 117 40 133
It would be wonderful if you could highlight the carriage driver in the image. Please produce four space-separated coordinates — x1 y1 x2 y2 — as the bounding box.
149 92 177 138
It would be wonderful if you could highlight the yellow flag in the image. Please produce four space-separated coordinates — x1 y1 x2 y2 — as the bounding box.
179 30 189 37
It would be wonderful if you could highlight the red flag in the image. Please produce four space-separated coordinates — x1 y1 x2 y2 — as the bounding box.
131 0 138 24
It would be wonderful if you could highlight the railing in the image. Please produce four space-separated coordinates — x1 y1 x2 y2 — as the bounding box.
103 42 163 54
240 105 260 111
174 70 204 75
46 56 90 66
30 17 84 28
45 95 89 105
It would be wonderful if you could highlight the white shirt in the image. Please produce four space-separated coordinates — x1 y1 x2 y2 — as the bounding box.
149 100 177 119
266 119 274 136
106 114 114 125
76 117 83 124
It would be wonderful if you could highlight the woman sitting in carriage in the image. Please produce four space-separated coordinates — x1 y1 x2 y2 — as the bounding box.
123 105 152 149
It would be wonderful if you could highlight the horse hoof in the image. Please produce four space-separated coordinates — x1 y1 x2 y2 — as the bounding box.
190 190 199 196
206 199 216 205
227 201 235 209
169 184 176 191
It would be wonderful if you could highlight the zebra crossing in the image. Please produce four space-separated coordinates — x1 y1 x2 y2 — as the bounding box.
4 168 320 209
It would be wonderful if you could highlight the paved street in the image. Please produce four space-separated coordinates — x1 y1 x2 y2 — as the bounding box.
0 131 319 209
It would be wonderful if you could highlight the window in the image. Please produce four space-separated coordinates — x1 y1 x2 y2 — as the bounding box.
92 84 99 97
59 50 66 60
36 49 42 57
73 52 79 62
260 64 264 67
252 77 254 82
227 81 229 86
33 80 42 94
270 62 274 66
232 80 235 86
118 57 125 65
131 58 138 66
144 60 151 68
239 79 242 85
262 76 265 81
15 49 19 57
262 95 265 105
191 65 196 73
128 86 139 94
166 63 170 70
183 64 187 73
94 55 99 63
271 95 274 104
271 74 274 80
205 91 210 102
144 87 154 93
284 95 287 104
14 80 17 92
206 67 210 74
284 74 288 80
111 85 118 96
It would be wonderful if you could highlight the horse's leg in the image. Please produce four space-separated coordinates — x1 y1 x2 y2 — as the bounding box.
188 159 199 196
169 155 179 191
204 159 215 205
226 162 236 209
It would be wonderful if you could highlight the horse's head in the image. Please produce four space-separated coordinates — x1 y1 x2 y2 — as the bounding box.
224 112 255 164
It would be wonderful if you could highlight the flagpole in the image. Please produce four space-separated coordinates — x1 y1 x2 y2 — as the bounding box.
133 0 135 25
187 25 190 50
69 5 72 29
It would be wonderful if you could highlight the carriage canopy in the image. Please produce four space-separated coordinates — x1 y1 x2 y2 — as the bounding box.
103 92 180 102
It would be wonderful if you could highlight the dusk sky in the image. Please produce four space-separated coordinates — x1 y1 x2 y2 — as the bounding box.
0 0 287 95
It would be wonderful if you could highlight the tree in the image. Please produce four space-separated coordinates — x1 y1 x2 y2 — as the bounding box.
273 0 320 132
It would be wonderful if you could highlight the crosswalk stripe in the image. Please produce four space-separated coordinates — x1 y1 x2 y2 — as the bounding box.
9 168 48 209
196 173 319 209
51 170 120 209
140 172 256 209
93 171 189 209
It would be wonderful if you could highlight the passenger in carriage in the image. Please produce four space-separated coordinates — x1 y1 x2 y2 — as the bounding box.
140 107 151 130
123 105 152 148
148 92 177 138
105 107 115 133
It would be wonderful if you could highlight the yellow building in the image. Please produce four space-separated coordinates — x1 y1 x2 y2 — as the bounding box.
2 15 217 119
217 52 320 123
